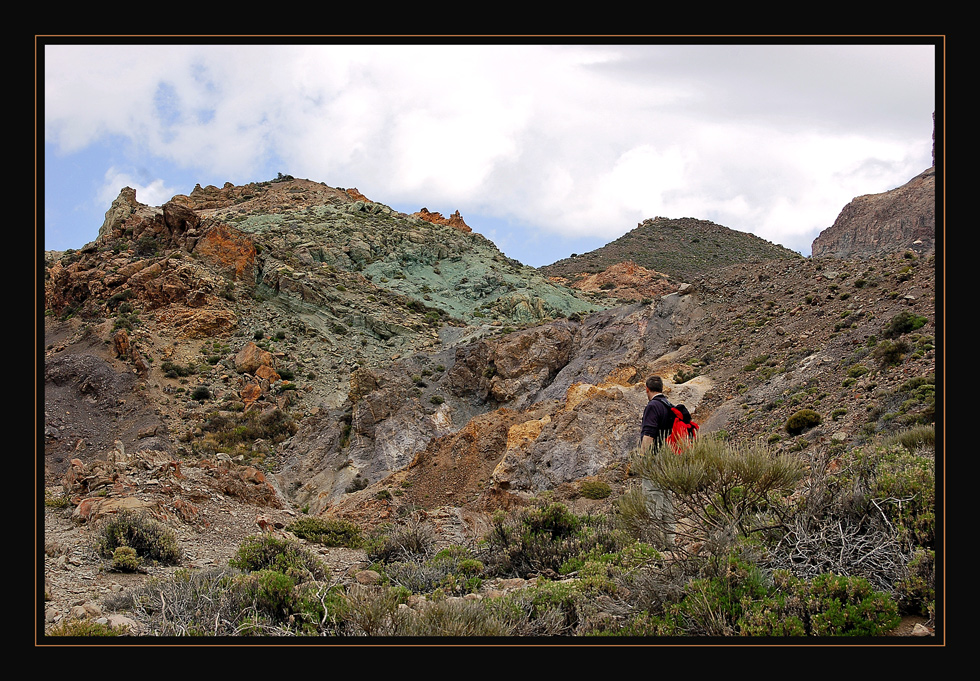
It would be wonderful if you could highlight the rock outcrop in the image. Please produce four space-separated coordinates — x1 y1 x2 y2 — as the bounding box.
549 260 675 301
811 167 936 258
412 207 473 233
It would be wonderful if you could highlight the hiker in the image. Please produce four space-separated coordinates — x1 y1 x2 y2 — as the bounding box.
637 374 677 546
640 375 674 450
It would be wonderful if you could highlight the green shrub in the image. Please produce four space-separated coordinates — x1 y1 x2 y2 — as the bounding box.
365 518 435 563
895 548 936 617
622 436 805 552
371 544 487 598
883 311 928 338
859 441 935 549
135 235 159 256
234 569 297 621
579 480 612 500
161 361 196 378
191 386 211 402
481 504 624 580
522 579 583 632
786 409 821 435
107 289 134 310
44 489 71 508
229 535 330 582
340 584 408 636
872 338 910 367
287 517 363 548
398 597 514 636
522 502 582 539
199 408 297 460
678 553 770 636
738 571 900 637
805 573 901 636
673 367 699 384
881 423 935 451
111 546 142 572
95 512 182 565
109 566 342 636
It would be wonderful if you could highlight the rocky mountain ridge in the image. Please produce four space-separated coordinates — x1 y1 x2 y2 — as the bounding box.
811 166 936 259
541 216 803 284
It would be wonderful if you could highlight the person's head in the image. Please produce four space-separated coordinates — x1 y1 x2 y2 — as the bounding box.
645 375 663 395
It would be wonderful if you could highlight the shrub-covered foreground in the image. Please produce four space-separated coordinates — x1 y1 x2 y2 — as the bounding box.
80 428 934 638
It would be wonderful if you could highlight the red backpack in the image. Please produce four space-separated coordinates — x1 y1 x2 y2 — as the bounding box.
664 400 699 453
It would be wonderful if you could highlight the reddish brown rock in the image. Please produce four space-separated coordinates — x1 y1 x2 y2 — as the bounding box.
557 260 674 301
413 207 473 233
164 308 237 339
812 167 936 258
191 222 256 282
71 495 157 522
162 201 201 241
240 382 263 408
112 329 131 359
345 187 372 202
234 342 275 374
255 364 281 383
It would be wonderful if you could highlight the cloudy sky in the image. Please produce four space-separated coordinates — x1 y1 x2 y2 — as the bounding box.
41 40 939 266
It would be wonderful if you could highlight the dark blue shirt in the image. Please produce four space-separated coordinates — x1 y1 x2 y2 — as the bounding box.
641 394 673 444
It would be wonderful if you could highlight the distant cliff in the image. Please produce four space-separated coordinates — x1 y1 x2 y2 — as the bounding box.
811 166 936 259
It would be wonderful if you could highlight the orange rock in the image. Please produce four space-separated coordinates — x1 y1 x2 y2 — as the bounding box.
255 364 281 383
113 329 131 358
193 222 257 282
241 382 263 407
235 342 275 374
413 207 472 233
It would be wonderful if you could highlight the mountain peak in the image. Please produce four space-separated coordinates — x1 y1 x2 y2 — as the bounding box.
540 216 801 284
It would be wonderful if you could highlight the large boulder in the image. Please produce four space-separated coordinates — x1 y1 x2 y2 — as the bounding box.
234 342 275 375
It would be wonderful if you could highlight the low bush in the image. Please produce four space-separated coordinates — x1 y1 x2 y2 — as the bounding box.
480 503 625 579
398 596 515 636
579 480 612 499
111 546 142 572
229 534 330 582
883 311 928 338
365 517 435 563
895 548 936 617
161 361 196 378
191 386 211 402
112 565 344 636
786 409 821 435
621 436 805 553
95 512 182 565
287 517 362 548
740 572 901 636
872 338 910 368
373 545 486 597
198 408 297 460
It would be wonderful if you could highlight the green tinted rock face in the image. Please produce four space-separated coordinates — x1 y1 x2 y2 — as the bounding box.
235 194 602 326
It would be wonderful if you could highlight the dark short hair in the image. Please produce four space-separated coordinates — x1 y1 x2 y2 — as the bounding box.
646 375 663 392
